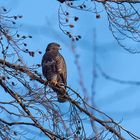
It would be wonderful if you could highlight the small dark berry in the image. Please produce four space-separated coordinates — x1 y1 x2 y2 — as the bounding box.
74 17 79 21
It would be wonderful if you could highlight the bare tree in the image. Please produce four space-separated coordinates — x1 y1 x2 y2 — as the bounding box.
58 0 140 53
0 6 140 139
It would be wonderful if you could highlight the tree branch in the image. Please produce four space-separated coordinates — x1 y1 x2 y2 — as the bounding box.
0 59 47 85
0 79 60 140
0 118 35 127
96 0 140 3
0 58 127 140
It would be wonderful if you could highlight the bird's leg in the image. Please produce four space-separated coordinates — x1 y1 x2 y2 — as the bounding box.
49 80 58 86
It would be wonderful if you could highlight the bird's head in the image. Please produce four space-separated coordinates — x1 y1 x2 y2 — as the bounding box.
46 42 61 52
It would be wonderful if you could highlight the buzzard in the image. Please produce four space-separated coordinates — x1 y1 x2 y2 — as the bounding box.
42 43 67 102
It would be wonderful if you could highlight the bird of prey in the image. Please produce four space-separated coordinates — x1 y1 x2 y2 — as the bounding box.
42 43 67 102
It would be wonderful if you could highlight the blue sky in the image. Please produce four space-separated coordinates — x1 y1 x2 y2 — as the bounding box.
1 0 140 139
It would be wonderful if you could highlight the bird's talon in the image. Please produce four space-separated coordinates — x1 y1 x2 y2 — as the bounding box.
50 81 58 86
